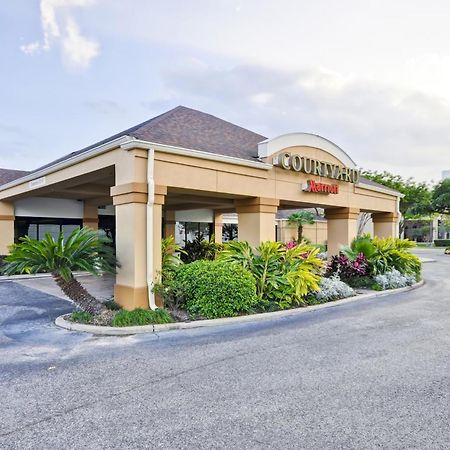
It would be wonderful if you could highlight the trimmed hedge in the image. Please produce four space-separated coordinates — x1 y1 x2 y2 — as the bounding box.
174 260 258 319
434 239 450 247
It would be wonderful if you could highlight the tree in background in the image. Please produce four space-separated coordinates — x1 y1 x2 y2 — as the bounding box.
431 179 450 215
362 170 432 233
287 210 315 242
357 212 372 236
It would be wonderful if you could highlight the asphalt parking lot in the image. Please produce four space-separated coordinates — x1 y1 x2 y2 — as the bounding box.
0 248 449 449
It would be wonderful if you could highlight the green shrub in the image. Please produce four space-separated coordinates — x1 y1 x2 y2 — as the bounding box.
346 275 374 289
111 308 173 327
71 311 93 323
181 234 223 263
434 239 450 247
217 241 323 310
173 260 258 319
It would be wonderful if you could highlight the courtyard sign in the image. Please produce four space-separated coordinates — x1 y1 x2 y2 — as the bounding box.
273 152 360 184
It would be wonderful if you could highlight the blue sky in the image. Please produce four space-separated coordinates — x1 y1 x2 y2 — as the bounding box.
1 0 450 181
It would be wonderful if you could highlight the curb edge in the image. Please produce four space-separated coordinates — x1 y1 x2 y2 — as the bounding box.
54 279 425 336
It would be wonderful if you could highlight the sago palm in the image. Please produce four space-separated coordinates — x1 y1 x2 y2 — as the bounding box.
3 228 118 315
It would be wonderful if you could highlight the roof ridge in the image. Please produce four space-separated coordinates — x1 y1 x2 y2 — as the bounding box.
24 105 269 176
123 105 185 137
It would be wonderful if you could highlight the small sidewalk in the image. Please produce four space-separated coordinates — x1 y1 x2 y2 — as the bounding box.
4 273 115 301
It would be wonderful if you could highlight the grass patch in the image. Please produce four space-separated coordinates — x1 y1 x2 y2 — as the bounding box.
104 299 122 311
71 311 93 323
111 308 174 327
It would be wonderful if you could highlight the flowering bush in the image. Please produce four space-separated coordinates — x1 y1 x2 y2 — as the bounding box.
373 269 416 290
311 274 355 303
326 253 369 281
285 241 298 250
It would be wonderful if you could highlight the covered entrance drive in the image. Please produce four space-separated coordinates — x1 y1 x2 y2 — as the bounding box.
0 107 400 310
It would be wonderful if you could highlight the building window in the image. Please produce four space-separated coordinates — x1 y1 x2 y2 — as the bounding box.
14 217 83 242
175 222 213 246
222 223 238 242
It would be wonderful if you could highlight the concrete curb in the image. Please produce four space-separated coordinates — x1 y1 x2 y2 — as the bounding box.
0 271 94 282
55 279 425 336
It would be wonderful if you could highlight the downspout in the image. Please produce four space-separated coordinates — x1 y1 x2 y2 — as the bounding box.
397 196 402 238
146 146 157 310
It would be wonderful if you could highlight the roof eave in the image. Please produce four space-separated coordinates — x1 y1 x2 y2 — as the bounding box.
356 181 404 198
0 136 272 195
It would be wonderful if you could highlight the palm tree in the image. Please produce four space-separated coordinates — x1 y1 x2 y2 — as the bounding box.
287 210 315 242
2 228 117 315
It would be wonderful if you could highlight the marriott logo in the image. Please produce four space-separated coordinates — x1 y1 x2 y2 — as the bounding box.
303 180 339 194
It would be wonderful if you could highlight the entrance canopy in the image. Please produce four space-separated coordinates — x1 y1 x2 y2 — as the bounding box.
0 106 401 309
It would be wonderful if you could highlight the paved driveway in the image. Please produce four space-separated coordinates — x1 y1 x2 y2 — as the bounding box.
0 249 449 449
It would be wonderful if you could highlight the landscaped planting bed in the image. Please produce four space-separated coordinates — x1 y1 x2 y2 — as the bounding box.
1 228 422 328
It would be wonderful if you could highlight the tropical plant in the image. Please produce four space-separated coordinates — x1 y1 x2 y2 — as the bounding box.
370 237 421 277
2 228 117 315
181 233 223 263
173 260 258 319
338 235 421 277
161 236 184 279
326 253 369 282
218 240 323 310
287 210 315 242
340 234 376 261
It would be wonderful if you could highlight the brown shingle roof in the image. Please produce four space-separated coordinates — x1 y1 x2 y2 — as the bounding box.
0 168 30 186
35 106 267 172
3 106 399 196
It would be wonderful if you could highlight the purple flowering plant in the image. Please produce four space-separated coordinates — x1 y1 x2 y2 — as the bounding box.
326 252 369 280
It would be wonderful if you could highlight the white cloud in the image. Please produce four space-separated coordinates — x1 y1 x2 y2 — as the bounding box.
20 41 41 55
62 18 99 69
154 62 450 181
20 0 99 69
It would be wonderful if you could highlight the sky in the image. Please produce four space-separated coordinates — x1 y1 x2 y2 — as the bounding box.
1 0 450 182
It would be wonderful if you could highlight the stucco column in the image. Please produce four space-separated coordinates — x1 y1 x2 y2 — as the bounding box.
213 211 223 244
111 148 149 310
164 209 176 238
152 186 166 308
0 201 14 255
235 198 279 247
372 212 399 238
325 207 359 256
83 203 99 230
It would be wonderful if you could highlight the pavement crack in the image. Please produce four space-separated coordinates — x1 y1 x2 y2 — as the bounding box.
0 347 258 438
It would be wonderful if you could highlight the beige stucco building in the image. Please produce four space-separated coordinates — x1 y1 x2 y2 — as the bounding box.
0 106 400 310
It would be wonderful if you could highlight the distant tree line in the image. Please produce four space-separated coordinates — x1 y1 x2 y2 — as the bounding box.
362 170 450 234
